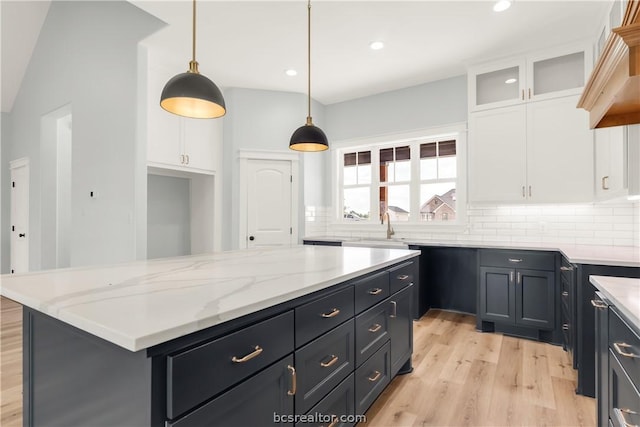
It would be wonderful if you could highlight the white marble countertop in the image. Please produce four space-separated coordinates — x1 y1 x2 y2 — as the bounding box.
0 246 419 352
590 276 640 331
304 237 640 267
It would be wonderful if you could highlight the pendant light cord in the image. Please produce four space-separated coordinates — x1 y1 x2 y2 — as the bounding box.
307 0 312 123
192 0 197 63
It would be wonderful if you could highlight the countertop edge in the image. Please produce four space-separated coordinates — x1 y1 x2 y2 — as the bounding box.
590 275 640 332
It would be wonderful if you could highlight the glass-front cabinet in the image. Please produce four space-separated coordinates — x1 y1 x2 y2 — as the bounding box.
468 44 591 111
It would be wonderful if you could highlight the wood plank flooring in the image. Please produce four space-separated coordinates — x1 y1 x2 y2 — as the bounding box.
0 297 594 426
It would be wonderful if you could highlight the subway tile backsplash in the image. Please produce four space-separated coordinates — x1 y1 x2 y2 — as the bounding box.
305 201 640 247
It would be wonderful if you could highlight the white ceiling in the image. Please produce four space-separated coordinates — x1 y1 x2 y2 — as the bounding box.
2 0 610 112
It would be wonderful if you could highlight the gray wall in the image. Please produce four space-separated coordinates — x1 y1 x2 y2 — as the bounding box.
2 1 163 271
1 113 10 273
325 75 468 141
147 174 191 259
222 87 328 250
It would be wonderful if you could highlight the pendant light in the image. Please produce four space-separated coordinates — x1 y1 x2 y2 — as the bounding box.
160 0 226 119
289 0 329 152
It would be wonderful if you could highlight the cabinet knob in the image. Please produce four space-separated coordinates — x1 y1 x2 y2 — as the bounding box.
249 236 255 241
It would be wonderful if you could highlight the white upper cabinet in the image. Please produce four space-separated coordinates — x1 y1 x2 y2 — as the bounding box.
146 53 221 175
468 44 592 112
595 126 628 200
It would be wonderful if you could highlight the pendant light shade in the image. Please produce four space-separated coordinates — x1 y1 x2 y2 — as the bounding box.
160 0 226 119
289 0 328 152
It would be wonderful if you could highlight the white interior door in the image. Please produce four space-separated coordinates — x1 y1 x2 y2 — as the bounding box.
10 158 29 274
246 159 293 248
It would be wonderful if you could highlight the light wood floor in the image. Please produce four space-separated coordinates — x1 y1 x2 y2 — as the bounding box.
0 297 594 426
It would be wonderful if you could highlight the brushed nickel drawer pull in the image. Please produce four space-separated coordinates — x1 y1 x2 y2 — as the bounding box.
368 370 381 382
508 258 523 263
397 274 409 280
510 271 515 283
231 345 263 363
562 291 569 297
560 266 574 271
613 342 640 359
321 308 340 318
591 299 608 309
287 365 296 396
613 408 639 427
390 301 397 318
369 324 382 333
321 355 339 368
369 288 383 295
562 324 570 331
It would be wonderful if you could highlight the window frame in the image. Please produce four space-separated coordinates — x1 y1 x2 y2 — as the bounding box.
331 124 468 232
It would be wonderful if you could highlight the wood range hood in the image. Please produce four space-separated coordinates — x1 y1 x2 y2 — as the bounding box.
578 1 640 129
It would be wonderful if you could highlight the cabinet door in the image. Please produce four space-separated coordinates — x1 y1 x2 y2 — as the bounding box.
526 96 594 203
182 117 220 173
468 59 525 111
528 49 588 102
479 267 515 324
594 293 609 427
388 284 413 378
595 126 628 199
608 351 640 427
167 355 295 427
515 268 555 330
469 106 527 202
147 63 182 167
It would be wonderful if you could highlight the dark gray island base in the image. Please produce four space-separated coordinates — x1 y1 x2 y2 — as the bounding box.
22 258 417 427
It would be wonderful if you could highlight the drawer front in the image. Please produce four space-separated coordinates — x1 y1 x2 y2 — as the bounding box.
354 270 390 314
609 308 640 391
296 374 355 427
295 319 355 415
167 311 294 419
355 300 390 367
561 275 571 314
388 261 414 295
608 350 640 427
296 286 354 347
479 249 555 271
355 341 391 416
168 355 295 427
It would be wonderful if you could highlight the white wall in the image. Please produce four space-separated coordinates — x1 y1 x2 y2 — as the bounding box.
1 1 163 271
147 174 191 259
1 113 10 272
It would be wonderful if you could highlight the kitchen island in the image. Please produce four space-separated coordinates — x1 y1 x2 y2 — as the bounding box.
0 245 419 427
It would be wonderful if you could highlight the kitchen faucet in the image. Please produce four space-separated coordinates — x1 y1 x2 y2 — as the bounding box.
382 212 395 239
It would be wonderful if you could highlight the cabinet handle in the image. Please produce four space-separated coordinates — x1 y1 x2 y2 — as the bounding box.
397 274 409 280
231 345 263 363
390 301 397 318
602 176 610 190
562 291 569 297
321 308 340 318
522 186 525 197
369 288 383 296
562 324 570 331
613 342 640 359
510 271 515 283
369 323 382 333
528 185 532 197
591 299 608 309
367 370 382 382
287 365 296 396
321 355 339 368
521 89 525 101
185 154 190 165
560 266 574 271
508 258 523 263
528 88 532 99
180 154 185 164
613 408 639 427
517 272 521 284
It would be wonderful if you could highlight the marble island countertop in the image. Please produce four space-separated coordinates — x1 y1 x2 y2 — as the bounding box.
0 246 419 352
304 237 640 267
590 276 640 331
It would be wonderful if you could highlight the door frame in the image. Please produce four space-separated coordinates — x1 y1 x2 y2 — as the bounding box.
10 157 30 273
238 150 299 249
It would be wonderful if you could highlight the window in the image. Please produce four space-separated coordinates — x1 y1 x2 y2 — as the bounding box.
337 129 465 227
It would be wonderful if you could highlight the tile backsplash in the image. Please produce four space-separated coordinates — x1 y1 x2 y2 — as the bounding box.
305 201 640 247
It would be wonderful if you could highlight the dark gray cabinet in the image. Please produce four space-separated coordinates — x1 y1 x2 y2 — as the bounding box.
479 250 556 338
560 257 577 369
388 284 413 377
593 291 609 427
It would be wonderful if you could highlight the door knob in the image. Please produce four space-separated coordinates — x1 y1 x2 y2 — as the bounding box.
249 236 255 241
18 233 26 238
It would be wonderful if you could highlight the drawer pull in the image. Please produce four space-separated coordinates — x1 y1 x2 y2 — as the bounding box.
613 408 639 427
287 365 296 396
321 355 339 368
368 370 382 382
560 266 574 271
562 291 569 297
613 342 640 359
369 324 382 333
508 258 523 263
562 324 569 331
591 299 608 309
321 308 341 318
368 288 383 295
390 301 397 318
231 345 263 363
397 274 409 280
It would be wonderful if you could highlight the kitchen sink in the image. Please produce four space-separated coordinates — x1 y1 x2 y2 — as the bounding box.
342 238 409 249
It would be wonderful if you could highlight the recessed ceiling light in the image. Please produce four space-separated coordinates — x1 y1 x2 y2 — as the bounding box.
285 69 298 77
505 78 517 84
369 41 384 51
493 0 512 12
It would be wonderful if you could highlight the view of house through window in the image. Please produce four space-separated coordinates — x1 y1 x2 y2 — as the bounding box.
341 135 459 224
